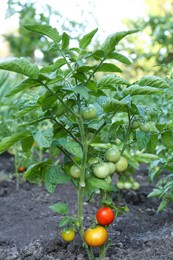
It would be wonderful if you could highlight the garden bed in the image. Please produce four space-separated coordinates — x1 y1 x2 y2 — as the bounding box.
1 153 173 260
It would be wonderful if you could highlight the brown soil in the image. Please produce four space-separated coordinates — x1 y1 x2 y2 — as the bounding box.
1 153 173 260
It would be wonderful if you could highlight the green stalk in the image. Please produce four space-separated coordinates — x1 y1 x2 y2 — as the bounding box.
99 245 106 260
77 117 94 260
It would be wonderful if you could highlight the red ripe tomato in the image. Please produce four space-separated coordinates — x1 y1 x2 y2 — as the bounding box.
96 207 115 226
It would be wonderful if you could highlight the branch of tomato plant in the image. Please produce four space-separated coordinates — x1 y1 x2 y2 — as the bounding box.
86 58 105 85
38 80 78 118
56 44 74 75
121 109 133 155
55 144 81 169
47 109 82 147
89 112 116 145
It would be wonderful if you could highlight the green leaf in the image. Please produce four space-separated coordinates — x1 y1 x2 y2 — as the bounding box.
148 188 162 198
22 136 34 153
49 202 68 215
147 134 158 153
6 78 41 97
33 128 53 148
40 59 66 73
157 199 168 212
59 216 71 227
98 75 129 87
123 84 163 96
0 58 39 78
161 131 173 149
86 80 97 92
136 131 150 150
61 32 70 49
96 63 122 73
23 159 52 183
137 75 169 89
0 131 30 154
88 177 111 191
57 137 83 158
24 24 61 43
45 166 70 193
92 49 105 60
79 28 98 49
102 29 139 54
103 98 128 113
73 85 89 99
107 51 131 65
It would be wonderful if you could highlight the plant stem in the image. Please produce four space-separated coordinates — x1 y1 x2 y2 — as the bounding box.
99 245 106 260
77 114 95 260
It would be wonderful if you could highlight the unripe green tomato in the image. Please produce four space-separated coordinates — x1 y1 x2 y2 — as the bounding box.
93 163 110 179
61 229 75 242
81 104 97 120
132 181 140 190
140 123 151 133
131 120 140 130
70 165 81 179
105 176 112 184
105 147 121 163
88 157 99 165
123 182 133 190
116 181 124 189
115 157 128 172
107 162 116 175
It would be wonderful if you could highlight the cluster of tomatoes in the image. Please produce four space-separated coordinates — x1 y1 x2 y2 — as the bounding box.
61 206 115 247
69 147 129 180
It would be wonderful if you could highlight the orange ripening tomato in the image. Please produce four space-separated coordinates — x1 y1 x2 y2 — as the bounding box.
84 226 108 247
96 207 115 226
18 166 27 173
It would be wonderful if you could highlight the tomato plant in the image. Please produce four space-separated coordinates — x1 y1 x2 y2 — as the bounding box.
96 207 115 226
0 23 169 259
61 229 75 242
84 226 108 247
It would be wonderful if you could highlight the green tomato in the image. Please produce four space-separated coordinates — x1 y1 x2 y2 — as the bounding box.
131 120 140 130
116 181 124 190
70 165 81 179
88 157 99 165
61 229 75 242
82 104 97 120
115 157 128 172
105 147 121 163
123 182 133 190
93 163 110 179
140 123 151 133
107 162 116 175
105 176 112 184
132 181 140 190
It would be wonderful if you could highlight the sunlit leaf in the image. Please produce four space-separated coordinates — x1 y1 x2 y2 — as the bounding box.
24 24 61 43
79 28 98 49
0 58 39 78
